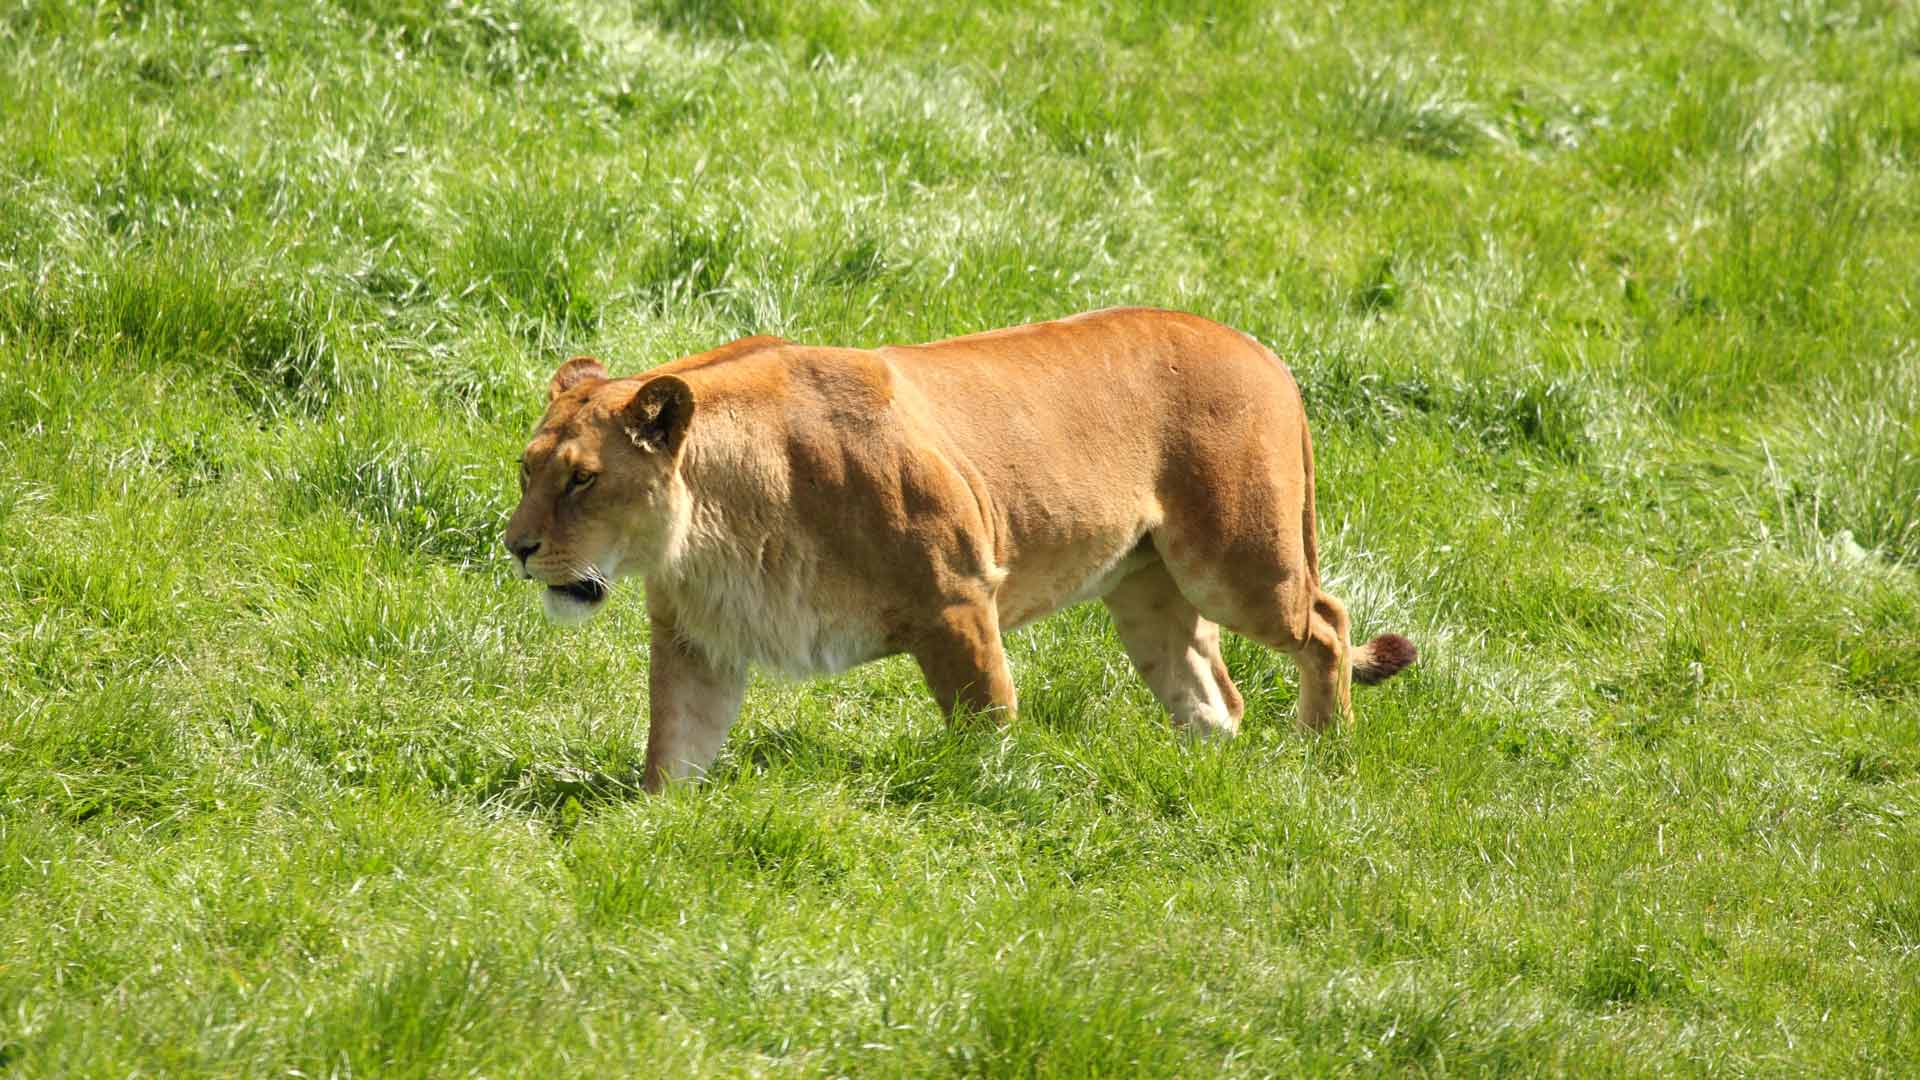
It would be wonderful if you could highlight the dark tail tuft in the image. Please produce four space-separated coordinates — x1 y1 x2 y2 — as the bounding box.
1353 633 1417 685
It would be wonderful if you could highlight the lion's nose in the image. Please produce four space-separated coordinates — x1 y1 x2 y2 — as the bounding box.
508 538 541 563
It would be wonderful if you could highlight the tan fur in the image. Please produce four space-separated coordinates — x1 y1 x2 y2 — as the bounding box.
503 308 1415 791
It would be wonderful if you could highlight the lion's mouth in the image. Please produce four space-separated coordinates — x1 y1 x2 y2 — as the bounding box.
549 579 608 605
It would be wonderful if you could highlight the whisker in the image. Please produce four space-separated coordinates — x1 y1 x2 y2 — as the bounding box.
559 559 611 587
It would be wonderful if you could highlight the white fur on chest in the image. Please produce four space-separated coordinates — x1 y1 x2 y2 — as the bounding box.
653 551 888 678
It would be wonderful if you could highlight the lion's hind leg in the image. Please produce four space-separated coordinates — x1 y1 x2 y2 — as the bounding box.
1151 547 1411 732
1294 588 1355 732
1147 514 1361 733
1103 560 1244 739
1292 590 1418 729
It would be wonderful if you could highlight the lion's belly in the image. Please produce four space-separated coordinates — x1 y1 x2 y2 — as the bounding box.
994 533 1158 631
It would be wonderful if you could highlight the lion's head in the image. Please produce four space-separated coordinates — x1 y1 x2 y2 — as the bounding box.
503 357 696 624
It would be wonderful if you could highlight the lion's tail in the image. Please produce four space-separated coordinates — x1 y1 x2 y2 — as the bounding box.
1353 633 1418 685
1293 362 1415 688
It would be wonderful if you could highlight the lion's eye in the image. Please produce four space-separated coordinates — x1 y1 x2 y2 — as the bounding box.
567 470 596 493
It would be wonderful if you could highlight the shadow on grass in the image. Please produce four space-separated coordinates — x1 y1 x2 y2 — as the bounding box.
722 719 1101 824
478 762 647 832
472 722 1004 831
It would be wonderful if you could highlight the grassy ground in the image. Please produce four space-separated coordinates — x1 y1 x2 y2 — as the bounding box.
4 0 1919 1074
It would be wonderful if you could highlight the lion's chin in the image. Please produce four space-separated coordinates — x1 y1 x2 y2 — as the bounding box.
542 581 609 626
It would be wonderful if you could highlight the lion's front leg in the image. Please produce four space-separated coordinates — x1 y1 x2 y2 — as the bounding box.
642 600 748 793
910 600 1017 726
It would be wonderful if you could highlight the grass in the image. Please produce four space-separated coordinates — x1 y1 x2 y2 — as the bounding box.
3 0 1919 1074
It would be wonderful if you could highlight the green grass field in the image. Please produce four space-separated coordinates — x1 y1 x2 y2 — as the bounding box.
4 0 1919 1074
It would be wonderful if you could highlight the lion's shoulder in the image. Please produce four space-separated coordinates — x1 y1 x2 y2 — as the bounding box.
651 334 794 379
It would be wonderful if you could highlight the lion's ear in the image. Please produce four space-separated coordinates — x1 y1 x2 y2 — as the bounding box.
549 356 608 402
624 375 695 457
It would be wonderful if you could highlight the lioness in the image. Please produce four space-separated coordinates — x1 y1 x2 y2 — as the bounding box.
505 308 1414 791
